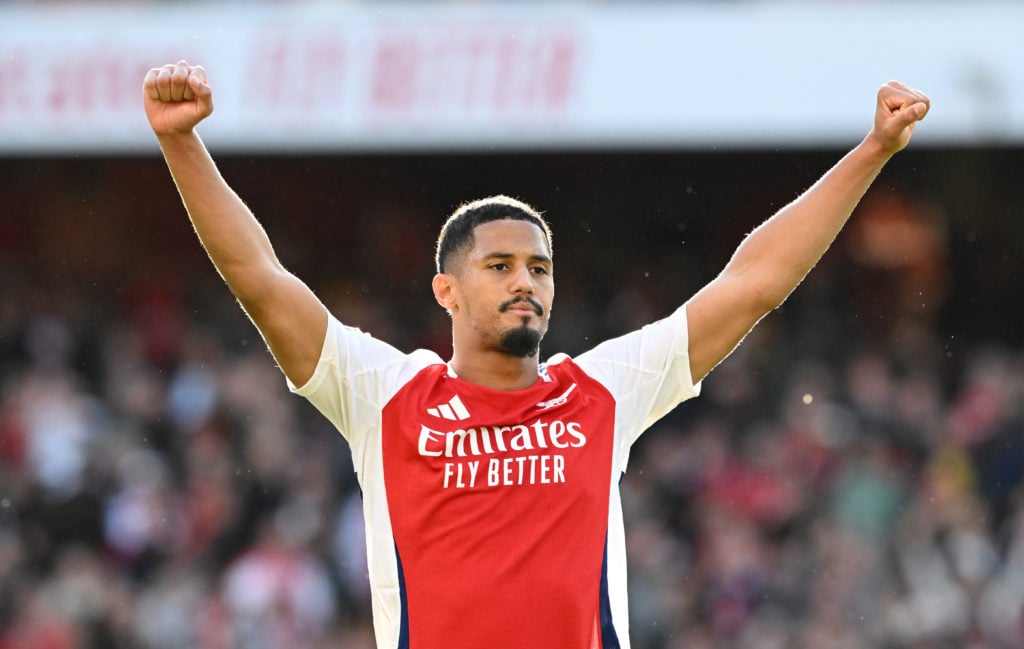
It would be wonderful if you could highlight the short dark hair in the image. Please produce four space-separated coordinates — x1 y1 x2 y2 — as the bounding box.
435 195 553 274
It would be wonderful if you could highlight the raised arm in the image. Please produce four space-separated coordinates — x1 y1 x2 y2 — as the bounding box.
144 60 327 386
685 81 930 383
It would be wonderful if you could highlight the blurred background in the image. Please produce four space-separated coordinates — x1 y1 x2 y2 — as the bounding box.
2 2 1023 648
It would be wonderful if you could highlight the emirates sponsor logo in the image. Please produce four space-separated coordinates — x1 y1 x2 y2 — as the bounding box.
418 418 586 459
444 454 566 489
418 418 587 489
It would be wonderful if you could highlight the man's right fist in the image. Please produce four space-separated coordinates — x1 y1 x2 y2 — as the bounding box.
143 60 213 136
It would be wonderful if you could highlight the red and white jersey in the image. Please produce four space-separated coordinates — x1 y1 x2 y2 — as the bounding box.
290 305 700 649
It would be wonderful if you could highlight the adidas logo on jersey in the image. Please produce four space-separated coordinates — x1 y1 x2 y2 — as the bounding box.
427 394 471 421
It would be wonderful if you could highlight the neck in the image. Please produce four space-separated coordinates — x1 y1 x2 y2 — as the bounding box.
449 348 540 391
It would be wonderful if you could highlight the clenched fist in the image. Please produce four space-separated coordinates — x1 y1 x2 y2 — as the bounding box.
143 60 213 136
871 81 930 154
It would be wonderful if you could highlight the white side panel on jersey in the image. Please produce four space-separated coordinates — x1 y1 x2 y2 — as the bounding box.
605 475 633 648
291 314 444 649
549 304 700 648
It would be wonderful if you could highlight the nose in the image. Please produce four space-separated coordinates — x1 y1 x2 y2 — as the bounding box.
509 263 535 295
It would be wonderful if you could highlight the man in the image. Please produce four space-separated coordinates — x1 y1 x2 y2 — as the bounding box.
143 60 929 648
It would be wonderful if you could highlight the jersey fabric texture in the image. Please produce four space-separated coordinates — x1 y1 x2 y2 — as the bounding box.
289 305 700 649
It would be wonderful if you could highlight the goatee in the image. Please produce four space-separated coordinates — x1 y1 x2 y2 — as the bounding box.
500 324 541 358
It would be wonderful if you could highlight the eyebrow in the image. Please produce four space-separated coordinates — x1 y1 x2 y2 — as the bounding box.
483 252 553 265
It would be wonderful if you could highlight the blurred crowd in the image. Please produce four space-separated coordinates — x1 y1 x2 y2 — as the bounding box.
1 149 1023 649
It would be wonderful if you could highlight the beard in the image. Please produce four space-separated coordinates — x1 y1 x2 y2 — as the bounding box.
499 321 542 358
496 296 545 358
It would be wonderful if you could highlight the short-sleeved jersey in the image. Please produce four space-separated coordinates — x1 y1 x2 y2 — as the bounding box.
290 305 700 649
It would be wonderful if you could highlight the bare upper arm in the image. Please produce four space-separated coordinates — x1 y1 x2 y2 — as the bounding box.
684 271 777 383
239 268 329 388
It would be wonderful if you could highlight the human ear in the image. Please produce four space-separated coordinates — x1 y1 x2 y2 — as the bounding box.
432 274 458 315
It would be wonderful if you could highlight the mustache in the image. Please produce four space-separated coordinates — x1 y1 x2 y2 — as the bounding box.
499 296 544 316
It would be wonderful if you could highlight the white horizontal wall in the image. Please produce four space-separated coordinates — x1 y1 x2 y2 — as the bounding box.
0 1 1020 153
